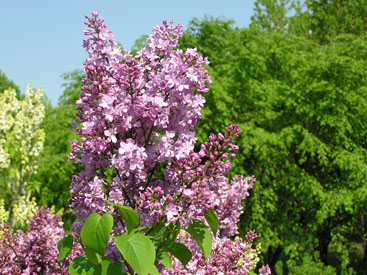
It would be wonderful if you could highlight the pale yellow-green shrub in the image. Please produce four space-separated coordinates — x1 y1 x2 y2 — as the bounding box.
0 85 45 226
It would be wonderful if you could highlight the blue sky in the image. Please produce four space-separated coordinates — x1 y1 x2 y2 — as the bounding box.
1 0 255 106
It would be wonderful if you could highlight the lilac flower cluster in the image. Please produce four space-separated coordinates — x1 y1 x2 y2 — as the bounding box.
161 232 256 275
69 12 269 273
259 265 272 275
69 12 210 219
0 206 83 274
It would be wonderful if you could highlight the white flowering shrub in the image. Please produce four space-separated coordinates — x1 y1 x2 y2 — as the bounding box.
0 195 38 231
0 85 45 226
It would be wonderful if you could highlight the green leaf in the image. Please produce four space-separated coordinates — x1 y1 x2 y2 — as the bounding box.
69 256 123 275
114 233 156 275
204 209 219 236
27 180 42 194
85 247 102 266
186 219 212 260
147 264 160 275
81 213 113 255
106 201 139 232
164 221 181 247
169 222 181 243
130 226 147 235
57 234 73 263
69 256 97 275
100 258 123 275
107 261 123 275
157 251 172 269
166 243 192 265
146 222 164 236
100 258 111 274
147 224 167 243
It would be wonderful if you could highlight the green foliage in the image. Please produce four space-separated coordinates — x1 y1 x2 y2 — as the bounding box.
286 253 337 275
58 70 85 107
181 8 367 272
250 0 310 36
64 203 216 274
33 70 84 227
69 256 124 275
307 0 367 43
251 0 294 32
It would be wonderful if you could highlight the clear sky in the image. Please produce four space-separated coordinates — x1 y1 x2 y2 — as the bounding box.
1 0 256 106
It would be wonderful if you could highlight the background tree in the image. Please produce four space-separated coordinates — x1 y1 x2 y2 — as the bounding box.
250 0 294 32
307 0 367 43
32 70 84 227
180 8 367 273
251 0 311 36
0 86 45 227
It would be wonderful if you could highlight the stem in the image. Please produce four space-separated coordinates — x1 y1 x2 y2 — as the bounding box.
121 185 134 209
173 158 215 202
124 260 134 274
144 164 157 192
131 173 136 197
155 220 179 258
144 119 156 148
146 216 168 236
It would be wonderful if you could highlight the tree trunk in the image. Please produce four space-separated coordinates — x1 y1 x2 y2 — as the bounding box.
267 245 282 270
318 229 331 265
363 240 367 267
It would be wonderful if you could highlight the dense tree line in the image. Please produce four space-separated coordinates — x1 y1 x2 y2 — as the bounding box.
181 0 367 273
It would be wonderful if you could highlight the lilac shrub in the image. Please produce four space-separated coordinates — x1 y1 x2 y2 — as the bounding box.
67 12 270 274
0 206 83 274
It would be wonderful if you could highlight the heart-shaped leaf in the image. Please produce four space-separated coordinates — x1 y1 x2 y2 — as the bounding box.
115 233 155 275
81 213 113 255
57 234 73 262
107 201 139 232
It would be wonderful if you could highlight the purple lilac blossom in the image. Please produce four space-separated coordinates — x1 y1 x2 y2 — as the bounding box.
259 265 272 275
160 232 256 275
68 11 268 274
0 206 83 274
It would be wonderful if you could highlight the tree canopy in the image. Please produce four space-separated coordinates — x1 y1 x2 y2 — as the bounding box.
179 2 367 273
32 70 84 227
